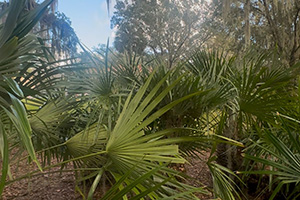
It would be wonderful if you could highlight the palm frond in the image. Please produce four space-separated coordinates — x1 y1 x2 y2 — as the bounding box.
64 70 208 199
242 117 300 199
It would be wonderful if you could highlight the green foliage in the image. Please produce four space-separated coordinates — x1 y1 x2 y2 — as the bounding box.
208 157 243 200
1 1 300 200
0 0 55 195
242 120 300 199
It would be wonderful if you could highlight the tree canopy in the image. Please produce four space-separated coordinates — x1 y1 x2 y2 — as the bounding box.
111 0 211 67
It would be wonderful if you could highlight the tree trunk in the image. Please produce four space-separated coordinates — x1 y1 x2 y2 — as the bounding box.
244 0 251 48
216 112 243 177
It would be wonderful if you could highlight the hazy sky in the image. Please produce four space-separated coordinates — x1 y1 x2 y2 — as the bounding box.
58 0 115 49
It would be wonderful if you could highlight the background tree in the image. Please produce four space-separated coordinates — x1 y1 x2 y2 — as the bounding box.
38 11 79 57
207 0 300 66
0 0 79 57
111 0 212 67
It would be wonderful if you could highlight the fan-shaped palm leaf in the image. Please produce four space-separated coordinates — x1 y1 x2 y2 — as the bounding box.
64 70 211 199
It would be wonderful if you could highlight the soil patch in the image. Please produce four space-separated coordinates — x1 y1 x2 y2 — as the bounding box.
2 151 213 199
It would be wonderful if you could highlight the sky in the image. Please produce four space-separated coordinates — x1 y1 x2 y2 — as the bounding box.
58 0 115 49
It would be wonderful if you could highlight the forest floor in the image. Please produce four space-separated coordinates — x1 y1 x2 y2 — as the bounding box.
2 151 213 200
